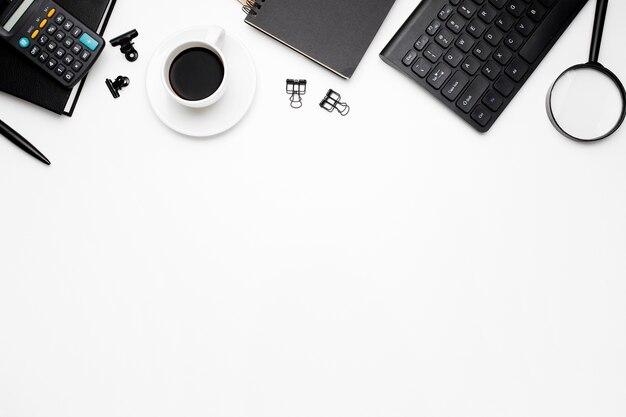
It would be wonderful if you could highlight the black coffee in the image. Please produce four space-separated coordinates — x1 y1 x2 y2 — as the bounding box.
169 47 225 101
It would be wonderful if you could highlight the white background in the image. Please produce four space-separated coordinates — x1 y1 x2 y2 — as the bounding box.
1 0 626 416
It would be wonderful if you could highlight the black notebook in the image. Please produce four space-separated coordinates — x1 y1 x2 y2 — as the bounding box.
243 0 395 79
0 0 116 116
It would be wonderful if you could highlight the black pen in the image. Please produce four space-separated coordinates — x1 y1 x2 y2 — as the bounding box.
0 118 51 165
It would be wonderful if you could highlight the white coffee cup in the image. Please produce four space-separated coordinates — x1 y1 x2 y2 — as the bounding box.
161 26 228 109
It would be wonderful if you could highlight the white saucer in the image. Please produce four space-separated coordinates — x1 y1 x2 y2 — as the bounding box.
146 26 256 137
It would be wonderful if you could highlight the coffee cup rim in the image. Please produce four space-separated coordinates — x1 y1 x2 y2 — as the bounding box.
161 39 228 108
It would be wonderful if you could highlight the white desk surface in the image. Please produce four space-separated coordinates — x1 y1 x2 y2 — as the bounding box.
1 1 626 416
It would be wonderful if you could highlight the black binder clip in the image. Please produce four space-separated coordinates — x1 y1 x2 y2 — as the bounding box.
110 29 139 62
319 89 350 116
286 79 307 109
106 76 130 99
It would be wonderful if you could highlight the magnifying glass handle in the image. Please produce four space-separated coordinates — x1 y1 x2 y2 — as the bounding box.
590 0 608 63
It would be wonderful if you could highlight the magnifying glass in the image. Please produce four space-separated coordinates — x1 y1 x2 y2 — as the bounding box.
547 0 626 142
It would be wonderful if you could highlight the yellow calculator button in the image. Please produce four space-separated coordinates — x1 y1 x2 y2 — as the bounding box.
47 8 56 18
39 19 48 28
31 29 39 39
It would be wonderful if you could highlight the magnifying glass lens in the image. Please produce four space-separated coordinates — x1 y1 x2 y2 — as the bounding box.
549 67 624 141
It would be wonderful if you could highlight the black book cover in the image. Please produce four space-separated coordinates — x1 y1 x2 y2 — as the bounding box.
244 0 395 79
0 0 116 116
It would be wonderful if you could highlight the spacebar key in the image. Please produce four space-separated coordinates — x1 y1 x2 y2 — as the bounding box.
519 0 586 63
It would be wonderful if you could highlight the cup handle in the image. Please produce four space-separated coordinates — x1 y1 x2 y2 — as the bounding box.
205 26 226 49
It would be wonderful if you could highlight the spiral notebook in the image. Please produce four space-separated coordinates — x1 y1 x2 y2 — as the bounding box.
240 0 395 79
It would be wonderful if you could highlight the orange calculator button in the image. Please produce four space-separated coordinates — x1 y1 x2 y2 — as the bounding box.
47 8 56 18
31 29 39 39
39 19 48 28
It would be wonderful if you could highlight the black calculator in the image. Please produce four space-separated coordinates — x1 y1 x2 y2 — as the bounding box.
0 0 105 88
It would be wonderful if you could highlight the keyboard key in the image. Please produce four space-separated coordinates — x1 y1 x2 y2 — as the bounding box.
490 0 508 10
427 63 453 89
62 20 74 31
435 28 455 48
504 31 525 51
54 64 66 76
71 27 82 38
442 71 470 101
427 19 441 35
455 32 475 52
484 27 503 46
458 1 477 19
495 13 515 31
507 0 526 17
461 55 481 75
439 4 454 20
415 34 429 51
483 90 504 111
444 48 464 67
411 57 433 78
493 46 513 65
471 105 492 127
472 41 493 61
447 15 465 33
505 57 529 82
516 17 535 36
466 19 486 38
527 4 546 22
457 75 489 113
402 49 418 66
494 75 515 96
424 43 444 62
478 4 497 23
482 60 501 80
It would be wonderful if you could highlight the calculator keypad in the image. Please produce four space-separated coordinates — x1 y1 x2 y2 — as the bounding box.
14 2 104 88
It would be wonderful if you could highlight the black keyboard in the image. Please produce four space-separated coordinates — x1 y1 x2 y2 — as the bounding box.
380 0 589 132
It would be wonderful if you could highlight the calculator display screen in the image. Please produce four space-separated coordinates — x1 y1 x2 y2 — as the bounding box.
2 0 34 31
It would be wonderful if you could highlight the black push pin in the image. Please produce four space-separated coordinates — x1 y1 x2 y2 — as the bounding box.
110 29 139 62
106 76 130 99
